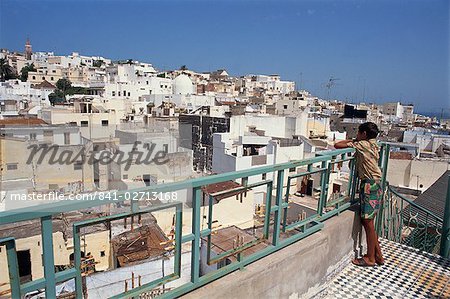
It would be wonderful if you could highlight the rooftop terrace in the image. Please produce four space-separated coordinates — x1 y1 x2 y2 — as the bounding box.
0 143 448 298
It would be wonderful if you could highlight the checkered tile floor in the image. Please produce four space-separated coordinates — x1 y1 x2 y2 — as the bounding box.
325 239 450 299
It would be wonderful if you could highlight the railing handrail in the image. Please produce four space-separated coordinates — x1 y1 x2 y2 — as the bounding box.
0 147 355 225
387 183 443 223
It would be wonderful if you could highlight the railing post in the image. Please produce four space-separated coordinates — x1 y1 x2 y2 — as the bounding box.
348 158 358 204
41 216 57 298
380 144 390 192
174 203 183 277
439 175 450 258
282 176 291 232
272 170 284 246
376 144 390 234
191 187 201 283
263 181 273 239
1 238 21 298
318 161 329 216
73 225 83 299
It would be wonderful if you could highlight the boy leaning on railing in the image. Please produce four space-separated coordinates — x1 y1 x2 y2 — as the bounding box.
334 122 385 267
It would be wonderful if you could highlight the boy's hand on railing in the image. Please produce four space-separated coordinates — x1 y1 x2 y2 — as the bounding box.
334 139 353 149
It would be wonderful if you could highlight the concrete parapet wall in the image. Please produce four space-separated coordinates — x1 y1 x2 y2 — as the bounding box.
182 210 364 299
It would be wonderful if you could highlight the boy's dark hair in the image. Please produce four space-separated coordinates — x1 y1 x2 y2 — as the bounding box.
358 122 379 139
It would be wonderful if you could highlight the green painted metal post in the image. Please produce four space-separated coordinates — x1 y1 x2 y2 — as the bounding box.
347 159 354 197
41 216 57 298
376 144 390 234
263 181 273 239
318 161 329 216
350 159 358 204
73 225 83 299
206 195 214 265
282 176 291 232
2 238 21 298
131 196 139 214
378 144 384 168
272 170 284 246
398 191 404 242
381 144 390 191
174 203 183 277
191 187 202 283
439 175 450 258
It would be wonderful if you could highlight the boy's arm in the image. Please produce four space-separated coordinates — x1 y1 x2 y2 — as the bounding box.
334 139 354 149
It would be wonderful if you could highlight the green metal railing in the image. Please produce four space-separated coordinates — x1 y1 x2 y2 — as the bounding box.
0 145 397 299
377 182 449 257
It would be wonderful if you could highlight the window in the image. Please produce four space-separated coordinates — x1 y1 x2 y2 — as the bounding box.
283 105 288 109
52 70 56 73
64 132 70 145
262 173 267 180
42 77 45 80
112 91 115 96
29 133 37 140
163 144 168 153
49 184 59 190
123 174 128 180
81 121 88 127
101 120 108 126
6 163 18 170
289 167 296 173
128 92 131 97
50 77 54 81
32 76 36 80
43 130 53 143
74 161 83 170
17 250 31 279
100 251 105 257
118 91 121 96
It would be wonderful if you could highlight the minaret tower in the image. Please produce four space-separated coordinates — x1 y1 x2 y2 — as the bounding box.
25 38 32 60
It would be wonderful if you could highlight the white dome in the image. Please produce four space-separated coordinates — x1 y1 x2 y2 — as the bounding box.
173 74 194 95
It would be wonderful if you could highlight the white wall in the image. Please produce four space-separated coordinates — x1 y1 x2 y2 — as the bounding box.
0 80 52 107
1 126 81 145
85 252 192 298
230 115 308 139
387 158 449 190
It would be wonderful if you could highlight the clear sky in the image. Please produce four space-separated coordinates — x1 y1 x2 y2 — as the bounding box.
1 0 449 113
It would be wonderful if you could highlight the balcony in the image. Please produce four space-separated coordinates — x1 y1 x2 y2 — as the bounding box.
0 144 449 298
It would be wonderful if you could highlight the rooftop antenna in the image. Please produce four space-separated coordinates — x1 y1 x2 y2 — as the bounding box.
298 72 303 91
323 76 340 100
362 79 366 102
